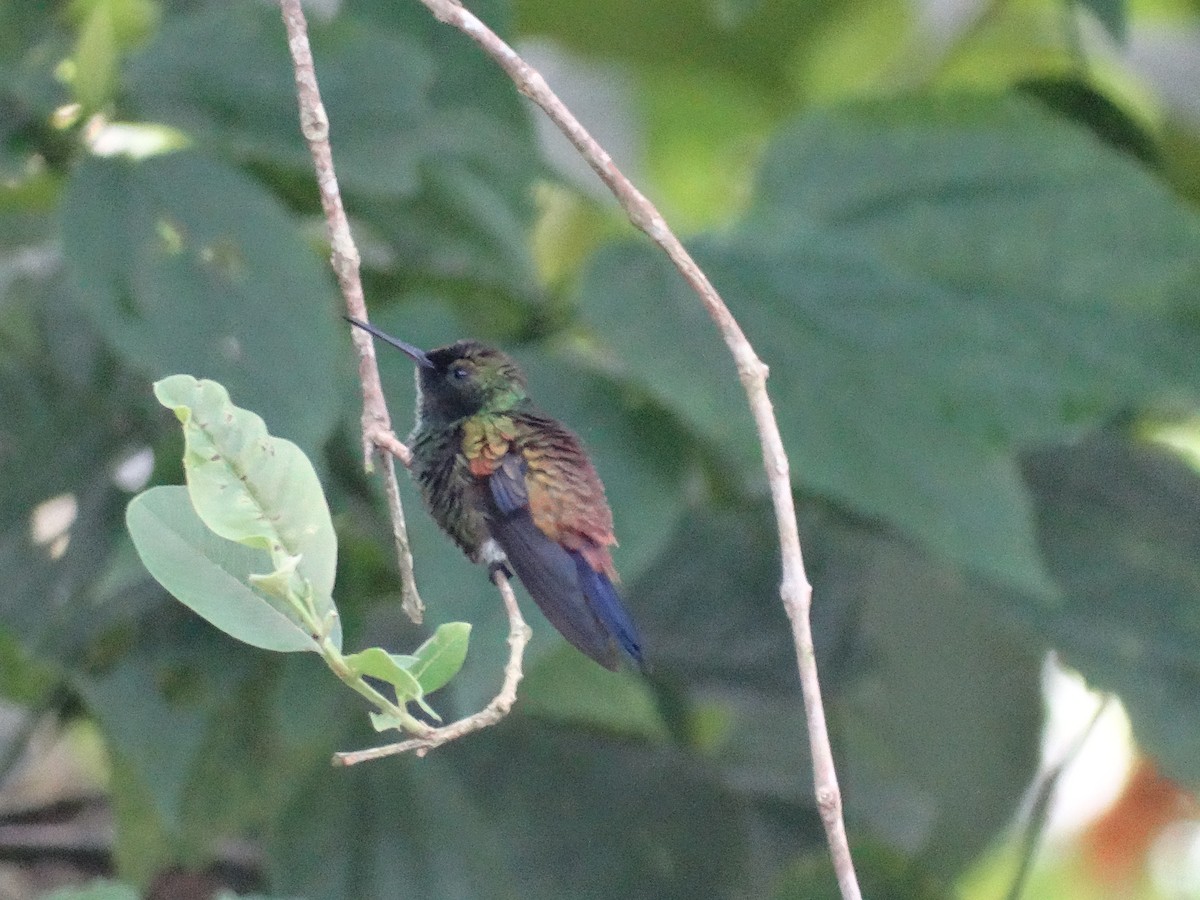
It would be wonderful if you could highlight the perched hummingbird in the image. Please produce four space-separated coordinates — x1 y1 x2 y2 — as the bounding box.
346 317 643 671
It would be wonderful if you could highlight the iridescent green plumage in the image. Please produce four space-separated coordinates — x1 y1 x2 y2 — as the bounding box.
347 319 642 670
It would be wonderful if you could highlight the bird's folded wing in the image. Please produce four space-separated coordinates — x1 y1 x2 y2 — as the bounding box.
487 452 621 669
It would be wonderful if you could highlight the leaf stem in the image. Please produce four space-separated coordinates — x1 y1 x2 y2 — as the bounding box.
286 580 432 737
319 635 432 736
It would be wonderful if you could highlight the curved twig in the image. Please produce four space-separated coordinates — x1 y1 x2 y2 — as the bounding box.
280 0 533 763
407 1 860 895
333 572 532 765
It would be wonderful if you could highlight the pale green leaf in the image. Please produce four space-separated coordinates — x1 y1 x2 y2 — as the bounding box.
345 647 423 702
126 487 317 653
408 622 471 695
153 375 338 612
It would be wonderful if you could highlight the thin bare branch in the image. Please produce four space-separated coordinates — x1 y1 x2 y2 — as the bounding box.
371 427 414 468
279 0 424 623
281 0 531 757
333 572 532 765
407 1 860 895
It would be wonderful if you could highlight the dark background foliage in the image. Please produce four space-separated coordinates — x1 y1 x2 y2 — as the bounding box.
2 0 1199 897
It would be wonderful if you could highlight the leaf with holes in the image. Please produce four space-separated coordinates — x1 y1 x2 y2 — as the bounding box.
150 375 339 649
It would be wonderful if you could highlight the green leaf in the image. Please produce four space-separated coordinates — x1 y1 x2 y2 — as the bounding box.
60 150 340 459
827 533 1044 874
346 630 468 724
580 92 1200 595
126 486 318 653
629 499 1044 869
153 375 338 611
345 647 423 701
126 4 435 197
407 621 472 695
628 503 801 690
1023 434 1200 787
749 94 1199 342
124 0 542 303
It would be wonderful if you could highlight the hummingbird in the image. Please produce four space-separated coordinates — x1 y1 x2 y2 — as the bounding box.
346 316 643 671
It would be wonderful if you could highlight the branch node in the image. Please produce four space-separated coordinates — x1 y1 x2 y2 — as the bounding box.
369 427 414 469
300 103 329 143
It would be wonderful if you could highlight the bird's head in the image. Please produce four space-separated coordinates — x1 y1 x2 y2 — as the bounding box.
346 317 527 425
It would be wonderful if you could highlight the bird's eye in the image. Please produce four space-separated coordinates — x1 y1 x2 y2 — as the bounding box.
451 366 470 380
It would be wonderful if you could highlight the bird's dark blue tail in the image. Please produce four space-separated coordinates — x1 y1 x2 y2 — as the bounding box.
490 508 644 671
572 553 643 670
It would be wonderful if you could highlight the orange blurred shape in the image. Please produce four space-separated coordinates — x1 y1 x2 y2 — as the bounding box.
1081 758 1199 886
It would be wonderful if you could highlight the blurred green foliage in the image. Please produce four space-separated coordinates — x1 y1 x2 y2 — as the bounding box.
2 0 1200 897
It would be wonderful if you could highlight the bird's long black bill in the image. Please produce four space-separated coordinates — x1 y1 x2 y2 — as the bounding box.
343 316 434 369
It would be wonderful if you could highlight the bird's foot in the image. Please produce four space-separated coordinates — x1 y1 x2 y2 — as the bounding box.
488 560 513 583
479 538 513 583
